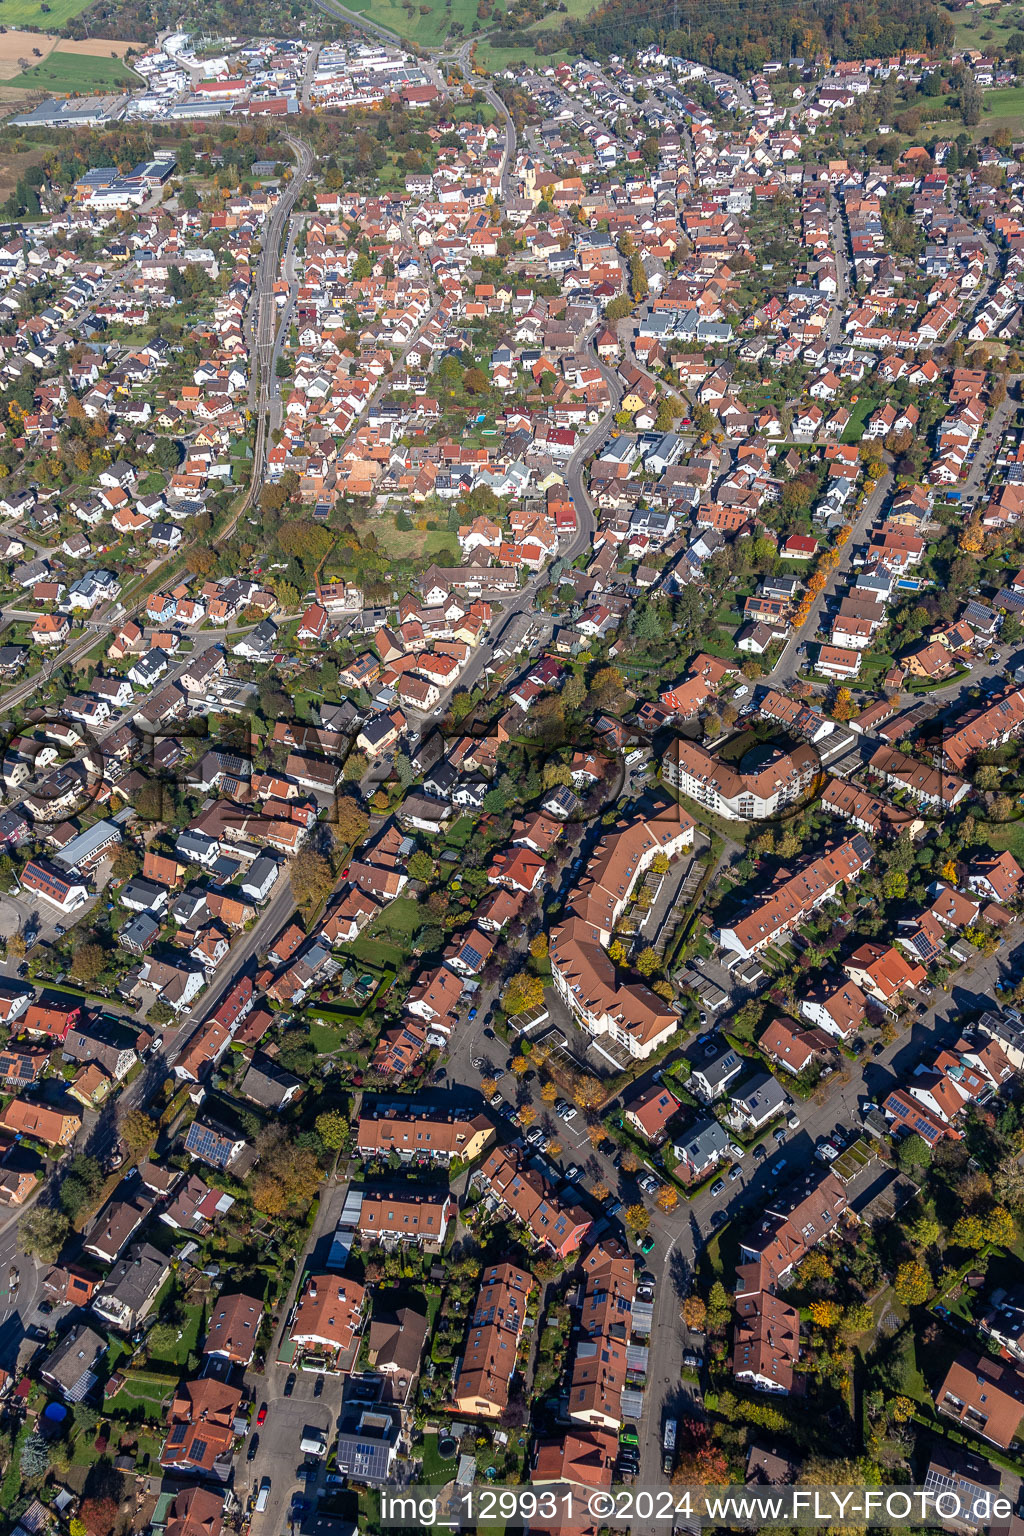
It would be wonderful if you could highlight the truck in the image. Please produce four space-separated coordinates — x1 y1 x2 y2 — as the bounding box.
662 1418 677 1475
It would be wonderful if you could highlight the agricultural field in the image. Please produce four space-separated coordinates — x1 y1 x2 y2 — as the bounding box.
0 0 95 29
6 45 138 88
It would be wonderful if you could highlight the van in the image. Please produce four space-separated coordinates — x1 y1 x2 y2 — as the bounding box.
255 1479 271 1514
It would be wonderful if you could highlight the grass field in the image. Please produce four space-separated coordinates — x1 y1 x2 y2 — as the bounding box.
339 0 479 47
0 0 93 28
8 49 137 90
979 83 1024 133
949 0 1024 53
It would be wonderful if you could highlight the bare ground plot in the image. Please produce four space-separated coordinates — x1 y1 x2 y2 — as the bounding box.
0 30 56 79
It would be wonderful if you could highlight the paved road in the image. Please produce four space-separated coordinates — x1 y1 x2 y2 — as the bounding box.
769 469 893 684
240 1180 354 1534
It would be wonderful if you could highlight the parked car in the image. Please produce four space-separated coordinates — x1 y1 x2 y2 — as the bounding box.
284 1375 296 1398
729 1163 742 1181
773 1126 786 1143
247 1434 260 1462
710 1178 725 1196
256 1403 268 1426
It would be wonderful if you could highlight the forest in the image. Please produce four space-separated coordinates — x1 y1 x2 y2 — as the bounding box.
494 0 956 74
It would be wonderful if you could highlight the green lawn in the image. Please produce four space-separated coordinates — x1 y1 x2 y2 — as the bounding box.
980 83 1024 133
0 0 93 24
8 51 139 91
337 0 478 47
950 0 1024 54
982 816 1024 863
444 815 475 849
842 394 878 444
419 1431 459 1481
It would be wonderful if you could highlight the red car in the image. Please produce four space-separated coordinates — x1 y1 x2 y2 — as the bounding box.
256 1404 267 1427
341 867 350 878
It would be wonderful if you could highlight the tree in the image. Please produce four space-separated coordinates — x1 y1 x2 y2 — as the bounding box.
809 1299 842 1329
20 1432 50 1478
480 1078 498 1100
706 1280 732 1332
893 1259 930 1306
896 1135 931 1173
120 1109 156 1162
541 1080 558 1103
671 1420 729 1486
509 1055 531 1077
333 795 369 850
291 849 334 912
573 1075 603 1109
407 849 434 884
20 1206 69 1263
907 1212 940 1251
832 687 855 722
315 1110 347 1150
656 1184 678 1212
501 971 545 1015
251 1127 322 1217
518 1104 536 1127
529 932 549 961
636 946 660 977
80 1498 119 1536
624 1203 650 1232
111 843 139 881
607 938 627 965
682 1295 707 1330
69 943 105 986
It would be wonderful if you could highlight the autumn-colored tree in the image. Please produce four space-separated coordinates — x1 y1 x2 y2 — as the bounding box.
607 938 627 965
893 1259 930 1306
79 1497 119 1536
509 1055 531 1077
588 1124 606 1148
480 1078 498 1099
545 1138 562 1158
624 1202 650 1232
593 1182 610 1201
529 932 549 961
682 1295 707 1330
656 1184 679 1212
636 946 660 977
291 849 334 912
251 1128 322 1217
120 1109 156 1162
832 687 855 722
800 1251 834 1287
518 1104 536 1126
541 1081 558 1103
671 1420 729 1486
315 1110 347 1150
573 1075 603 1109
809 1299 842 1329
332 795 369 850
501 972 545 1015
69 943 105 986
